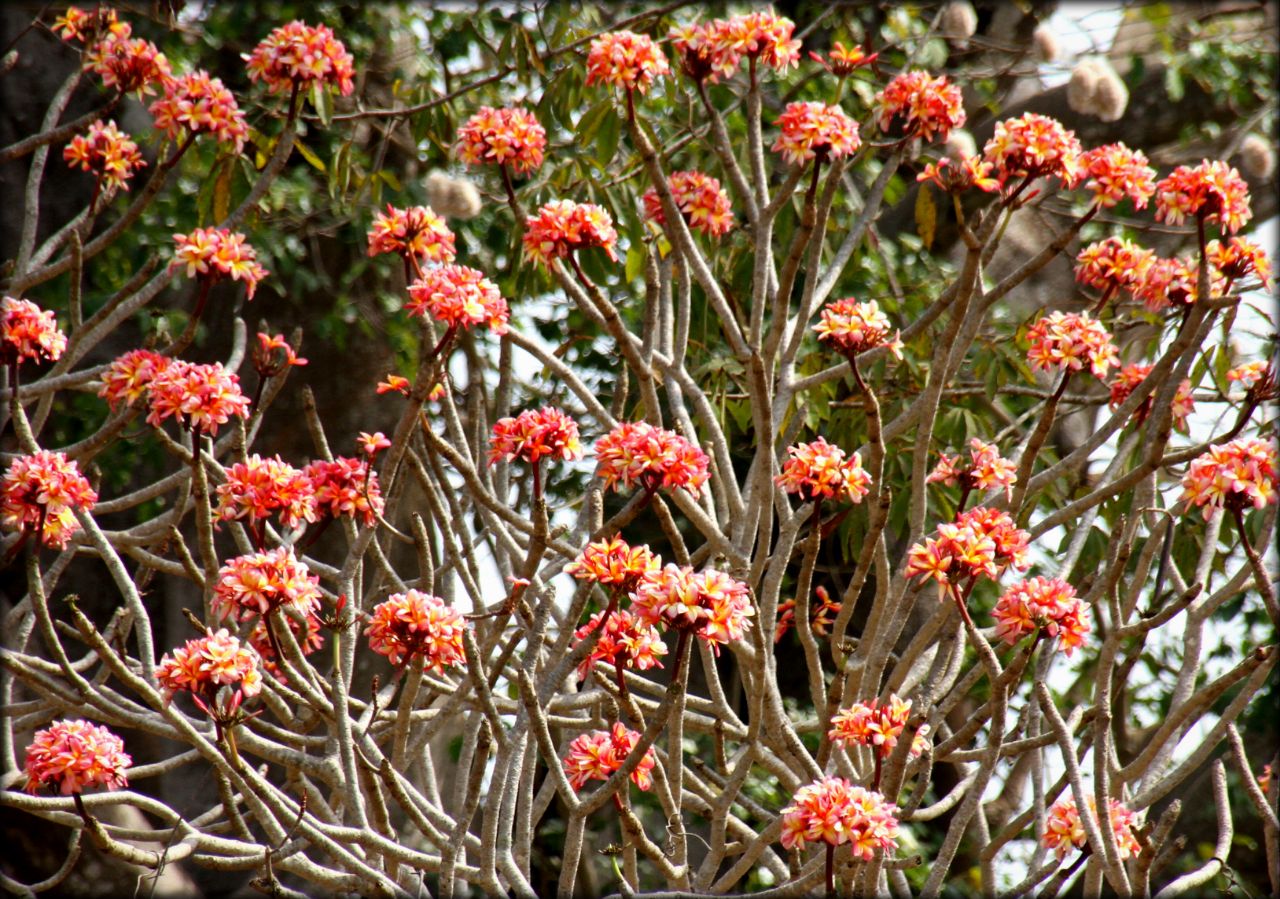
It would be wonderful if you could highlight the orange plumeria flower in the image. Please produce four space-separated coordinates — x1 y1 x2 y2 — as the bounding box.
775 437 872 504
810 41 878 77
780 777 900 858
377 374 411 395
917 155 1000 194
813 298 903 359
24 720 131 796
366 590 468 673
594 420 710 498
522 200 619 267
456 106 546 175
1 297 66 366
1108 364 1194 433
245 20 355 97
406 265 508 335
874 70 965 142
563 722 656 792
1155 159 1252 235
772 101 860 166
64 119 145 192
992 576 1090 656
1 450 98 549
1025 311 1118 380
642 170 735 237
149 71 248 150
585 30 669 93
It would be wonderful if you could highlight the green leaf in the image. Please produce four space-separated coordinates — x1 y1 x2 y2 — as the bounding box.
295 140 327 173
522 28 546 75
595 109 621 170
379 169 403 192
915 184 937 251
212 156 233 222
576 99 611 141
1164 66 1185 102
312 83 332 126
624 244 645 284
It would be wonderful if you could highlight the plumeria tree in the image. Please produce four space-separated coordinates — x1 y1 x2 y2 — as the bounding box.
1 3 1277 897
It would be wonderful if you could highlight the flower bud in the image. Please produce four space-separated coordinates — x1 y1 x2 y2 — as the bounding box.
1066 59 1101 114
944 128 977 161
1067 58 1127 122
941 1 978 46
1238 133 1275 180
1032 25 1059 62
425 170 482 220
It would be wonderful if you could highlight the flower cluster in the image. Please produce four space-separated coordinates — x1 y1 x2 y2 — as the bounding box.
1042 795 1141 860
1207 237 1272 288
304 457 384 526
215 454 316 531
365 590 468 673
1154 159 1252 234
1132 255 1212 311
522 200 619 267
456 106 547 175
489 407 583 467
24 720 131 796
1 297 67 366
98 349 169 410
983 113 1082 187
1227 361 1276 393
775 437 872 504
772 101 860 166
149 71 249 152
631 564 754 648
171 228 269 299
213 547 322 623
1180 437 1277 519
573 609 668 680
828 695 930 759
917 155 1000 194
565 536 660 591
811 41 878 77
775 584 842 642
563 722 656 792
53 7 125 44
145 360 250 435
367 205 456 266
927 438 1018 500
245 20 355 96
64 120 145 192
157 629 263 703
991 576 1090 656
594 421 711 498
253 332 308 377
780 777 900 859
813 298 903 359
1080 143 1156 209
1108 364 1195 433
585 31 669 93
1026 311 1118 380
907 506 1030 593
1074 237 1154 300
1 450 98 549
874 71 966 142
642 170 735 237
406 265 508 335
85 28 171 96
669 11 801 81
